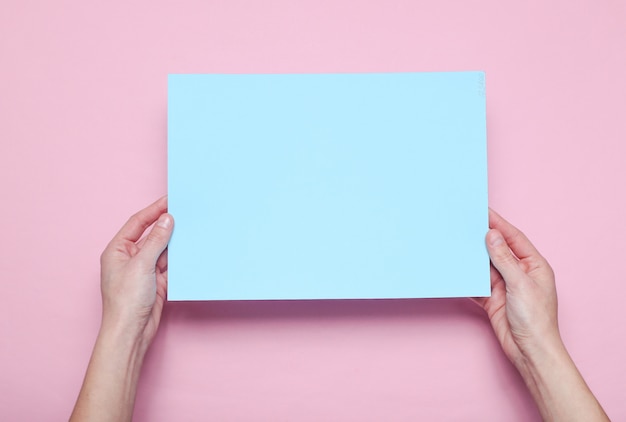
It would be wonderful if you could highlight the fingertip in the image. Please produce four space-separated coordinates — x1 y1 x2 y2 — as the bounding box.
488 208 504 229
159 195 169 212
486 229 504 248
156 213 173 230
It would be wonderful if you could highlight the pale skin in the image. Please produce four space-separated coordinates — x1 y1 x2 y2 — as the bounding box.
70 196 173 422
476 209 609 421
70 198 609 421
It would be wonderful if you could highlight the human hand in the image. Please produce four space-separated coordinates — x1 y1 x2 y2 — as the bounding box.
474 208 560 367
70 197 174 422
99 195 173 351
475 209 608 421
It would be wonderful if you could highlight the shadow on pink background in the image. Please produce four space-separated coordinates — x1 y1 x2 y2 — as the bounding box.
1 0 624 420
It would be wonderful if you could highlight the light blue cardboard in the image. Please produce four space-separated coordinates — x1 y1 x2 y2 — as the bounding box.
168 72 489 300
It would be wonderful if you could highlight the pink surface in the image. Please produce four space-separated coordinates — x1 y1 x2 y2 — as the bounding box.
1 0 624 420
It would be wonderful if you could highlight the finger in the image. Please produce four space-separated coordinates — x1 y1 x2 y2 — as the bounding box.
470 265 503 308
485 228 526 289
156 248 168 273
488 208 540 260
114 196 168 243
488 263 504 289
136 236 148 249
138 213 174 265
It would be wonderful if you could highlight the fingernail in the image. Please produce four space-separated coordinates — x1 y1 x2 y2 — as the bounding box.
157 214 172 229
488 231 504 247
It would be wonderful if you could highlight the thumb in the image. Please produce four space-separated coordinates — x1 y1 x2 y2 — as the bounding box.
486 229 525 289
139 213 174 265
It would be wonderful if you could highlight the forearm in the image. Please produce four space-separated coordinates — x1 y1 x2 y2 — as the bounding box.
70 322 147 422
517 338 609 422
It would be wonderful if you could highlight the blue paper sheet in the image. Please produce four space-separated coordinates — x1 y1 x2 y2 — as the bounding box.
168 72 489 300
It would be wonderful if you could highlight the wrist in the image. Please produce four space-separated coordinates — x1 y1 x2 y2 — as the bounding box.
71 314 147 422
519 330 566 370
518 334 568 383
514 335 607 421
99 314 150 362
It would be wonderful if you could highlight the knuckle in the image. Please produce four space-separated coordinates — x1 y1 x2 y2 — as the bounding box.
510 228 529 249
126 213 141 229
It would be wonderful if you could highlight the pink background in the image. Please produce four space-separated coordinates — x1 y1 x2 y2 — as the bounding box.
1 0 624 420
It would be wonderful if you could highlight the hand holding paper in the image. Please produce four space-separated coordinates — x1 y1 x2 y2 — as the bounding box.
475 209 609 421
99 195 173 346
70 197 173 422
